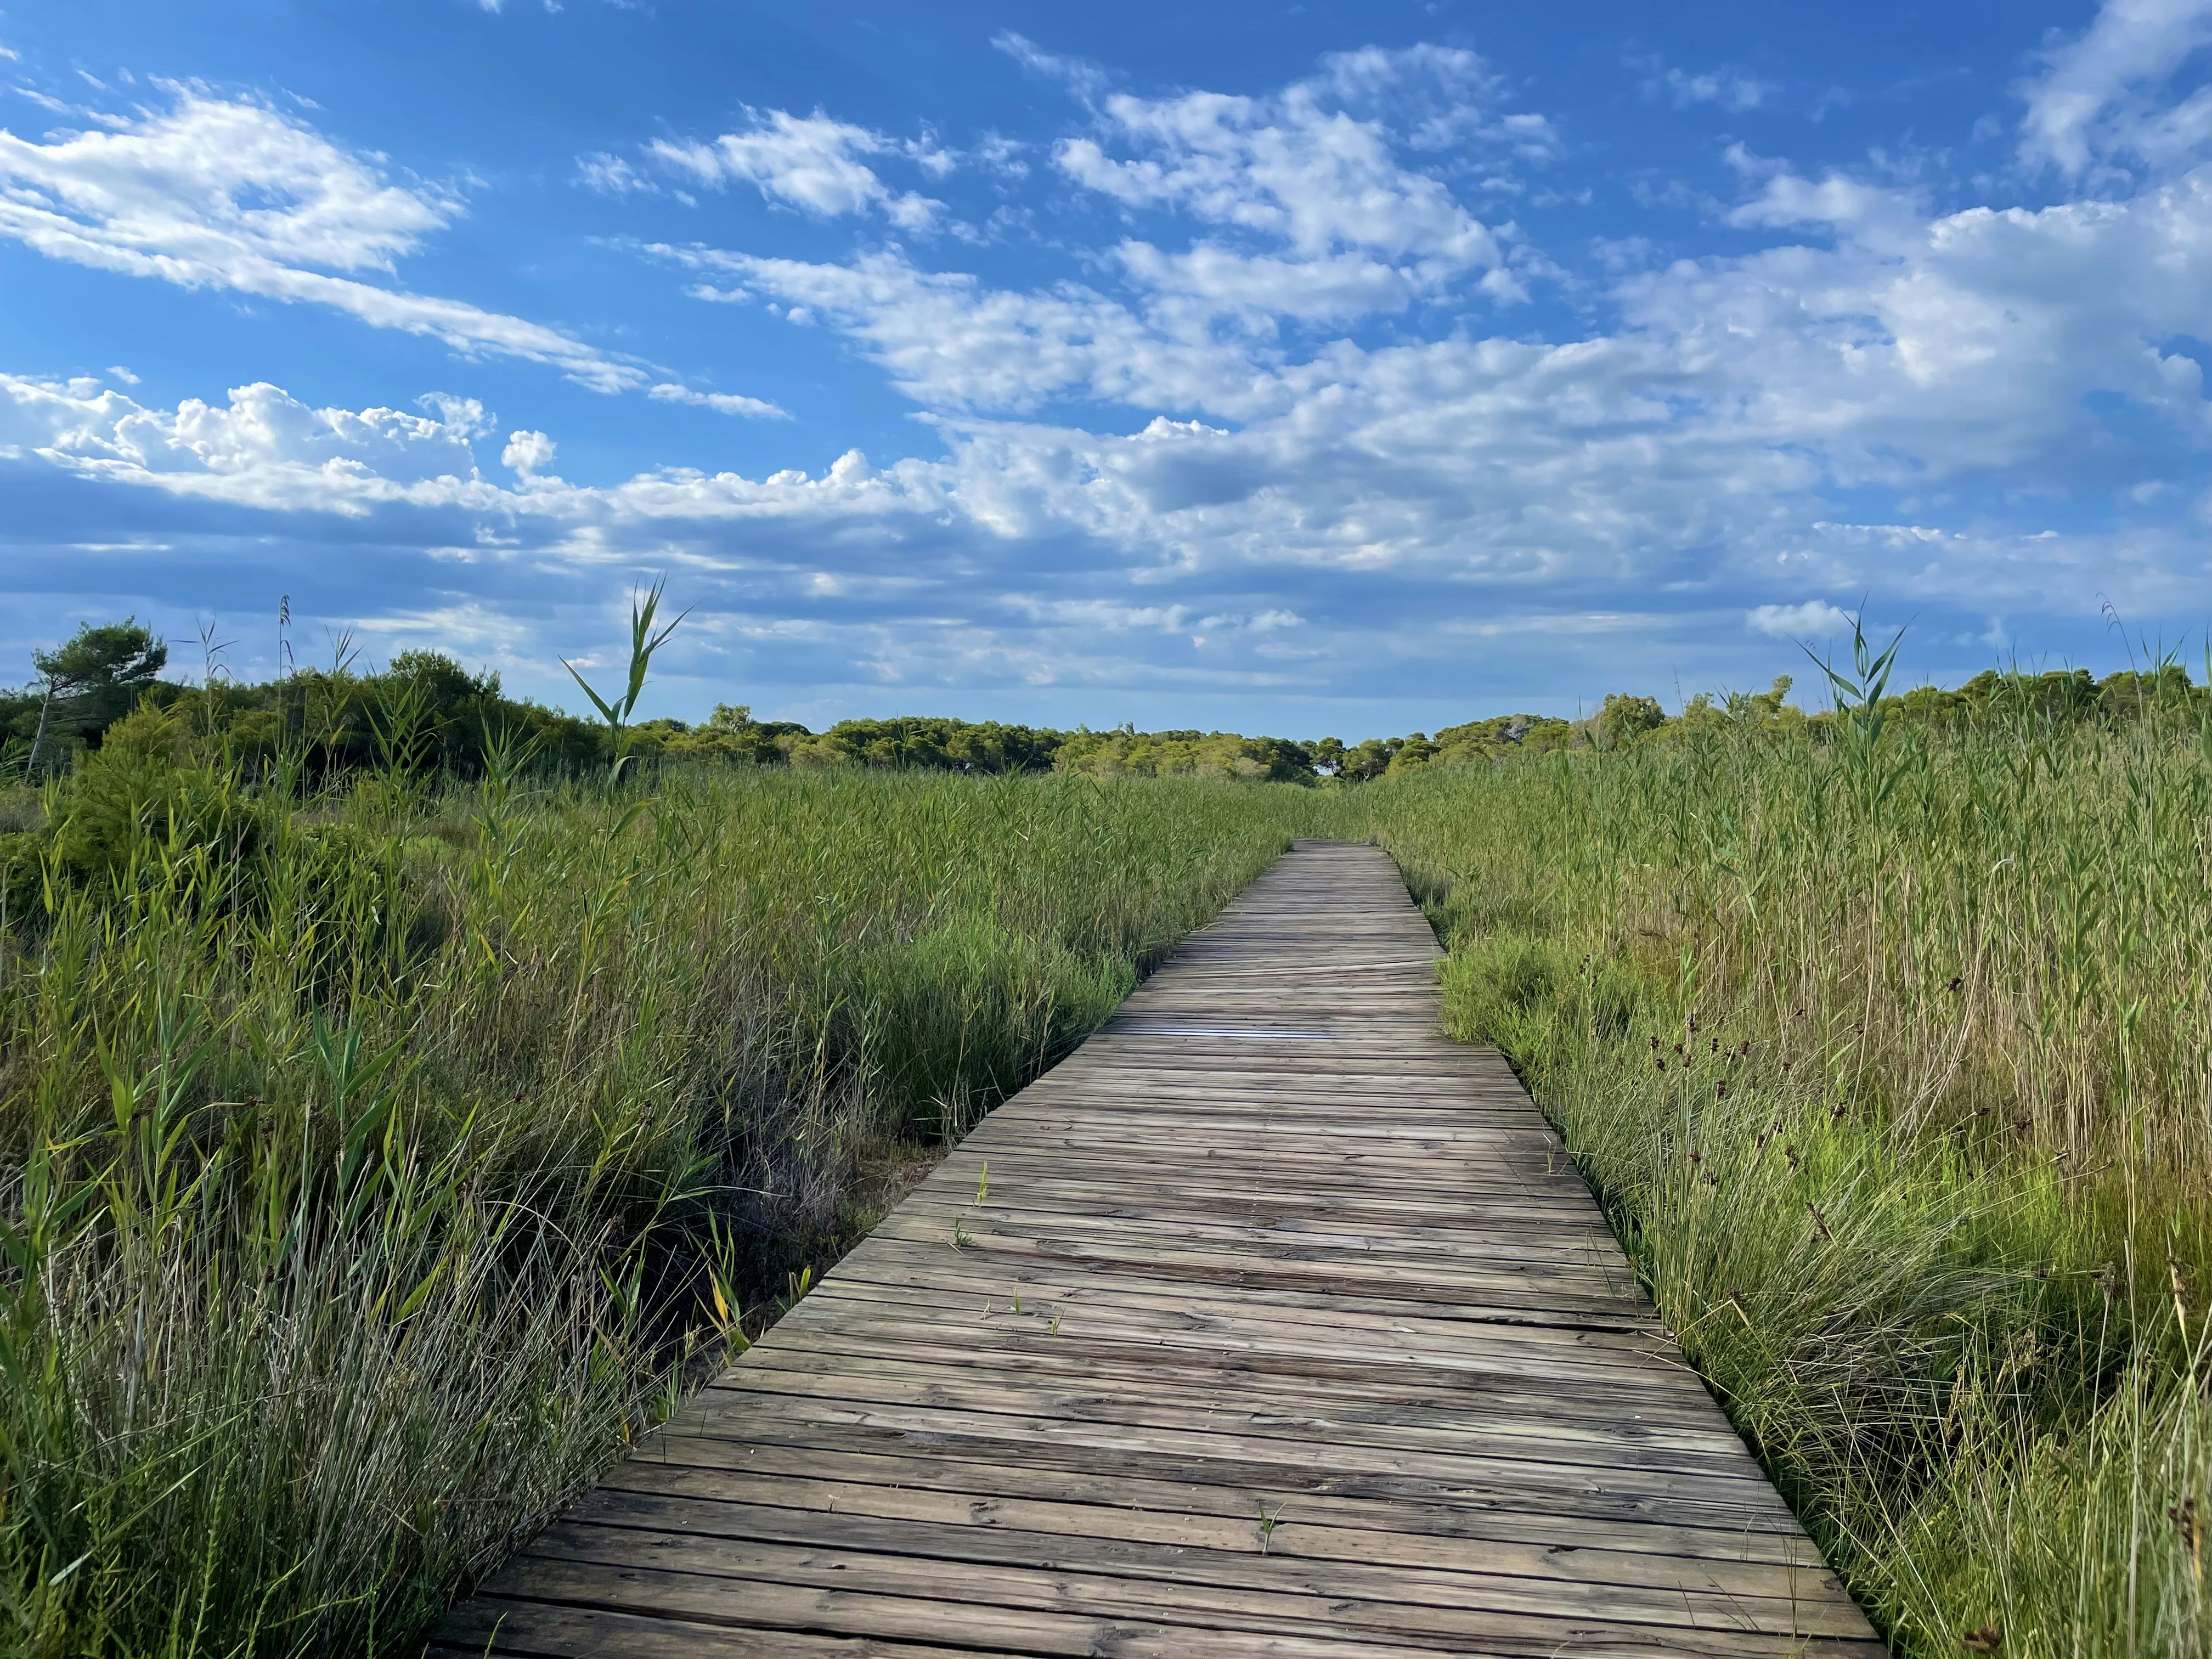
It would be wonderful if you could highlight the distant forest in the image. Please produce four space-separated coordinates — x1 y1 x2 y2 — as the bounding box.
5 617 2204 785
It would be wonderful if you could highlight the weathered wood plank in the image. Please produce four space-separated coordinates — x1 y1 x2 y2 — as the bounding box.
436 840 1877 1656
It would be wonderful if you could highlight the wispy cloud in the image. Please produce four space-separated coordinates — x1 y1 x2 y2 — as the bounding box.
0 89 647 390
645 107 943 228
2018 0 2212 174
1630 54 1778 113
648 382 789 419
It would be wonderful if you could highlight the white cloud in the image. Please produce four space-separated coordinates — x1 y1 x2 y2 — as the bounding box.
1113 240 1419 323
992 32 1113 103
648 108 941 228
0 89 646 390
651 244 1261 416
1055 81 1503 273
641 52 1554 415
2 373 489 506
81 48 2190 639
3 338 2193 715
1621 158 2212 490
1747 600 1853 638
20 40 2212 714
1031 48 1543 328
576 151 652 195
648 381 789 419
501 428 556 478
2019 0 2212 174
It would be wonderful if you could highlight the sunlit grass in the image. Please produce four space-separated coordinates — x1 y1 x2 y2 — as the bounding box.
1357 673 2212 1656
0 749 1322 1657
9 645 2210 1658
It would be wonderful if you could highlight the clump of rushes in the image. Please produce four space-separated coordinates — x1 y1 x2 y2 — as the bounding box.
0 736 1327 1655
1357 626 2212 1658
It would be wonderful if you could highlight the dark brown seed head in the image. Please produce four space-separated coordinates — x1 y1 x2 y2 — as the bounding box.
2169 1497 2199 1550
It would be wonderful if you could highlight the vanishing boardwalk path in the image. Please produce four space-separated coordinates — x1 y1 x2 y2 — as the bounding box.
439 842 1881 1659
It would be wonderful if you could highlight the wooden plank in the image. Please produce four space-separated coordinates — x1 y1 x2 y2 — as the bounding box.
436 840 1876 1656
618 1420 1826 1564
588 1461 1837 1593
549 1489 1871 1637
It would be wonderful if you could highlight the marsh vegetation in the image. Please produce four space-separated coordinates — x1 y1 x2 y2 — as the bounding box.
0 729 1318 1656
1364 637 2212 1656
3 617 2209 1656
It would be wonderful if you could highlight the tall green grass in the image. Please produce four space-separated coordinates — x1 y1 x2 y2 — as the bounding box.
14 654 2209 1658
0 745 1322 1657
1356 679 2212 1655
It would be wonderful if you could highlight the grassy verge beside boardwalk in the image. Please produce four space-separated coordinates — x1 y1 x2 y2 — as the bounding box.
0 748 1323 1658
1359 698 2212 1656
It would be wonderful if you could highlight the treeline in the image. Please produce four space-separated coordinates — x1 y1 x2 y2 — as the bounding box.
7 618 2208 787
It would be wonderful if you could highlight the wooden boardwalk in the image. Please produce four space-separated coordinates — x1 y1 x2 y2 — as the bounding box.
438 842 1881 1659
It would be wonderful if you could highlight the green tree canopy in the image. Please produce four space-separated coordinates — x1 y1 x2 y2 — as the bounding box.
25 618 169 764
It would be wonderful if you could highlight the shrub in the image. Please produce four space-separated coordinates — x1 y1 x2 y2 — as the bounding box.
49 746 259 888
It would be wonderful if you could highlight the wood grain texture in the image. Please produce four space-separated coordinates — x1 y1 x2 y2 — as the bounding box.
436 841 1880 1658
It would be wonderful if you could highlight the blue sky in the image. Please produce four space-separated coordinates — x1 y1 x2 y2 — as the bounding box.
4 0 2211 737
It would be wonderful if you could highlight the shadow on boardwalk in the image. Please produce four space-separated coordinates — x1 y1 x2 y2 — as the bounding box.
438 840 1881 1658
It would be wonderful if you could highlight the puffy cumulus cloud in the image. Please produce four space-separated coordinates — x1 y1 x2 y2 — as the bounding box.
1055 79 1504 265
1621 157 2212 489
0 90 647 390
647 108 942 228
500 428 556 478
981 42 1553 327
1 371 939 531
1 373 494 508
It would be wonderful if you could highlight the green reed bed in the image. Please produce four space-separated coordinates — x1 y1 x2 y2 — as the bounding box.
0 738 1321 1658
1357 687 2212 1655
